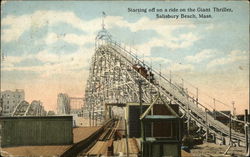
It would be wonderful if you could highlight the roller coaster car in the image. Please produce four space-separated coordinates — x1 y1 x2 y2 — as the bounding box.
132 64 155 84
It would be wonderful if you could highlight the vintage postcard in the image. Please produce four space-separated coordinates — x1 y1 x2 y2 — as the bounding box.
0 0 249 157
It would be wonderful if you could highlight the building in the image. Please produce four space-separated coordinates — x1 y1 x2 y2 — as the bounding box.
0 89 25 116
57 93 70 115
1 116 73 147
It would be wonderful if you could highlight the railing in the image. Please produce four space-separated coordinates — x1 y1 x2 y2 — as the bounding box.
99 38 246 124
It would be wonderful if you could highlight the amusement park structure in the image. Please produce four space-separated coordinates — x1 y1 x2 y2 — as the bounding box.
12 100 46 116
84 24 249 148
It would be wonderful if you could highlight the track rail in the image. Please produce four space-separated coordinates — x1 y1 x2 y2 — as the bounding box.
82 118 120 156
62 119 113 157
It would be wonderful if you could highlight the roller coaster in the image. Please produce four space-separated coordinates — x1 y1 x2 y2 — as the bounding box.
84 27 249 147
12 100 46 116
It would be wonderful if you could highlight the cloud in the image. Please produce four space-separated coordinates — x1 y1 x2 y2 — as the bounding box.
45 32 94 46
207 50 248 68
2 11 199 57
133 32 200 56
205 24 215 30
168 63 194 71
1 10 99 79
107 16 195 35
2 47 94 78
1 10 100 42
144 56 172 65
185 49 218 63
1 10 200 82
108 16 199 54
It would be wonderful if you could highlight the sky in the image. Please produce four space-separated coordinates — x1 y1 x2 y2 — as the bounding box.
1 1 249 114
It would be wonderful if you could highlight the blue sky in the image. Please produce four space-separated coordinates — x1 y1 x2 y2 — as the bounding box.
1 1 249 113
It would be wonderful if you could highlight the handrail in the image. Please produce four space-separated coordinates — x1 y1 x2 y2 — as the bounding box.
95 38 248 141
98 39 246 125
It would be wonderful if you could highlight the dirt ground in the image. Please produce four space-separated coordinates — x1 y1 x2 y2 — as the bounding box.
190 142 247 157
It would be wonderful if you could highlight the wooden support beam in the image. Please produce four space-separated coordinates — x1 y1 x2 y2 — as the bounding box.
245 109 249 154
205 109 209 142
229 114 232 146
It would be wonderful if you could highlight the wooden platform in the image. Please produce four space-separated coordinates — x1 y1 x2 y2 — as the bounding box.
87 141 109 155
113 138 192 157
1 127 100 157
113 138 140 156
